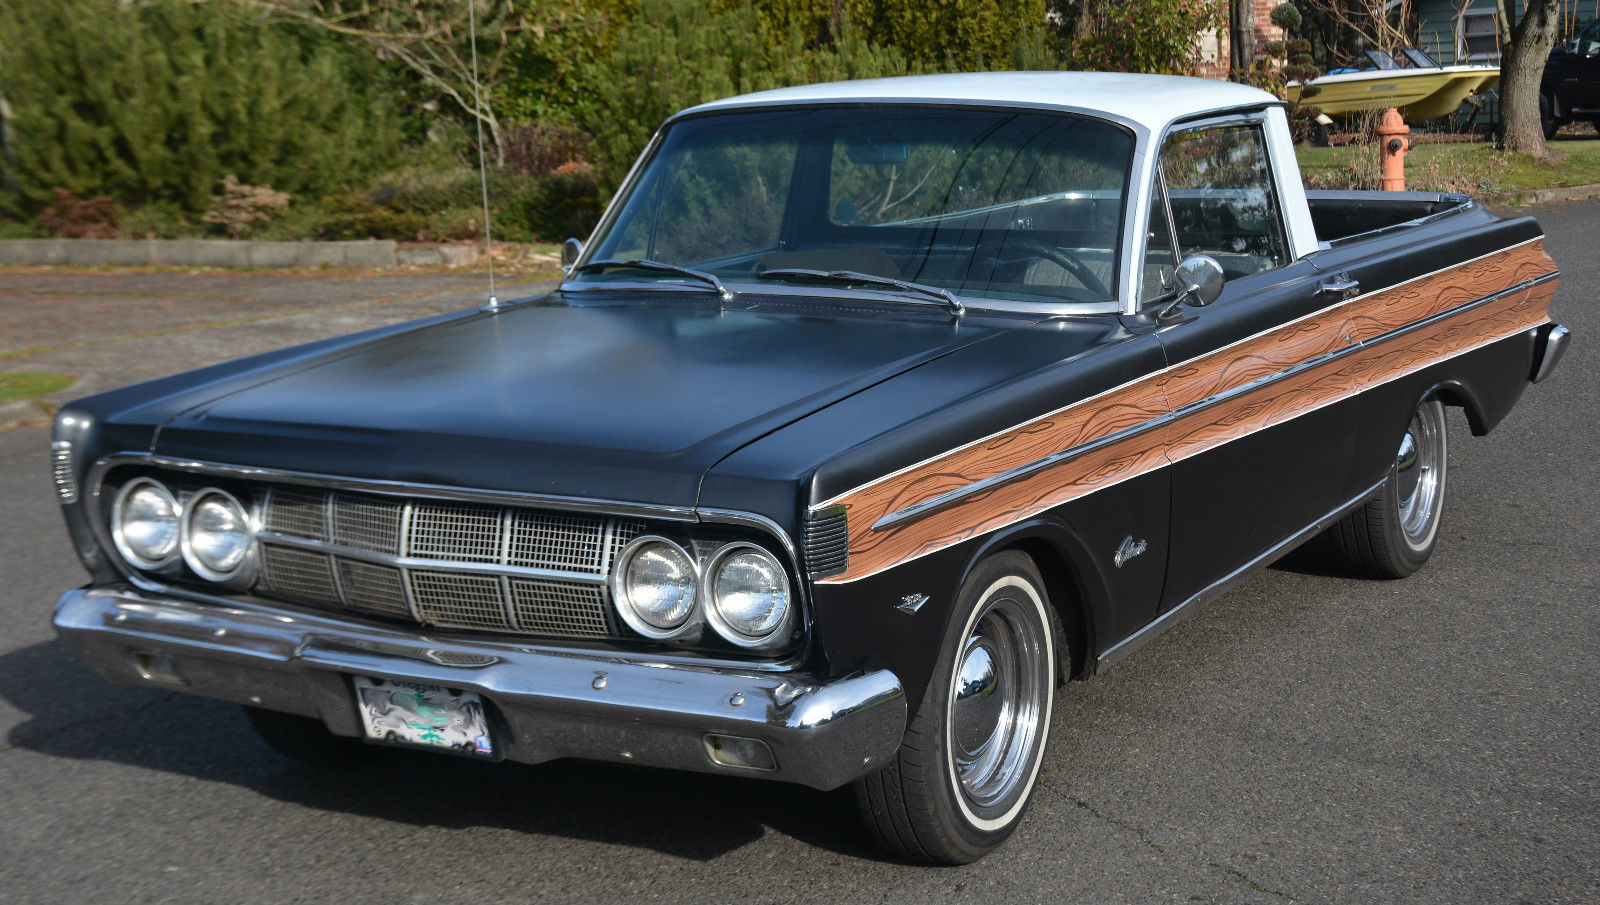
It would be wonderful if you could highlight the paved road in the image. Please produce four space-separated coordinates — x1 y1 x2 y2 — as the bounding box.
1 206 1595 904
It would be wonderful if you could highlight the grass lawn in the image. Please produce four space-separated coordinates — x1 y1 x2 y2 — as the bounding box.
0 371 72 405
1296 131 1600 197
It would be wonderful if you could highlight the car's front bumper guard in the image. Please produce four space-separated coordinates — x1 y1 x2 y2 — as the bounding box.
53 586 906 791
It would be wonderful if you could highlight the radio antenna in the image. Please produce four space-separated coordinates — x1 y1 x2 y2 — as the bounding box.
468 0 497 308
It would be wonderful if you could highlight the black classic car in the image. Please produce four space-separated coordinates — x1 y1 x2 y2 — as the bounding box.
1543 17 1600 137
50 73 1569 863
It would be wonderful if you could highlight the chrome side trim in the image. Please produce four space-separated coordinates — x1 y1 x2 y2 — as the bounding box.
871 272 1557 532
870 415 1176 532
1094 476 1385 672
819 235 1548 512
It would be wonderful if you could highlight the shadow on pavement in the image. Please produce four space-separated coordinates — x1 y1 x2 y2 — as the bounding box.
0 638 878 862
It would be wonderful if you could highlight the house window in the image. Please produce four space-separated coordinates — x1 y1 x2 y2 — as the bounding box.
1460 10 1499 63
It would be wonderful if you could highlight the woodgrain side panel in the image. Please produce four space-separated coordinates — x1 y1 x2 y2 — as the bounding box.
1159 241 1552 410
819 239 1557 584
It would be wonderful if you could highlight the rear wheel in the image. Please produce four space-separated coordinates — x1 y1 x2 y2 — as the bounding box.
854 551 1059 863
244 706 371 766
1540 93 1559 139
1324 396 1448 579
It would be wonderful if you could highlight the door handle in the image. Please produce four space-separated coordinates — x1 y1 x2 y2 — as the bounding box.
1317 274 1360 300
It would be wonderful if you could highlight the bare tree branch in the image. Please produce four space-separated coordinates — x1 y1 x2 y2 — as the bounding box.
204 0 540 165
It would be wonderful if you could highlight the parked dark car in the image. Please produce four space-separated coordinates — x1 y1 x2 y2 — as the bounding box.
1543 18 1600 136
49 72 1569 863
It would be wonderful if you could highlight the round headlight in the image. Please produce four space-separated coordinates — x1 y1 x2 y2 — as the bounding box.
111 478 181 569
611 537 698 639
705 544 792 647
180 488 254 581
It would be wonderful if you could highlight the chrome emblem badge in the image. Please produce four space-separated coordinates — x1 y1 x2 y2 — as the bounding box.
1113 535 1148 568
897 593 930 614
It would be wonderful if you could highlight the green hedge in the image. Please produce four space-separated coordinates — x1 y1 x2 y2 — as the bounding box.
0 0 406 218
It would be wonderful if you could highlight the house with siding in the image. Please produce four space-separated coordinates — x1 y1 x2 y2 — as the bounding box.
1414 0 1599 124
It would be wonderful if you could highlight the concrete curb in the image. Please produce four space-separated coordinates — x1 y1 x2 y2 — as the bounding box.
0 399 46 430
0 238 399 269
1478 182 1600 207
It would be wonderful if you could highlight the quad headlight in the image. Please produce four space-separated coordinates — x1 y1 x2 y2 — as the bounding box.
179 488 255 582
111 478 182 569
611 536 699 639
703 543 793 649
611 536 796 650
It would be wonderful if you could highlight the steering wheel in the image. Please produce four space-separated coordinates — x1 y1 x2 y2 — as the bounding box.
973 236 1110 299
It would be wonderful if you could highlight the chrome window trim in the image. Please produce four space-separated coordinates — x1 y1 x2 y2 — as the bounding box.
557 279 1123 318
1131 109 1285 314
568 102 1145 318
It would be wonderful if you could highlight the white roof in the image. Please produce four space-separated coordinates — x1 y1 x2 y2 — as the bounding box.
678 71 1281 133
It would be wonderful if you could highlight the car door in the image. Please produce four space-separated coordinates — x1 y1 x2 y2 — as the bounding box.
1142 118 1361 611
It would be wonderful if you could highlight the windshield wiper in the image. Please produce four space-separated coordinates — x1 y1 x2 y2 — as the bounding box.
572 258 732 300
755 268 965 318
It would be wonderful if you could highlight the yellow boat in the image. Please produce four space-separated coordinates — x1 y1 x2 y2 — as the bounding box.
1286 49 1498 123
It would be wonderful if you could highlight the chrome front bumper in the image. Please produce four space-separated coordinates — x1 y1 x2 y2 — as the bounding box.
53 586 907 790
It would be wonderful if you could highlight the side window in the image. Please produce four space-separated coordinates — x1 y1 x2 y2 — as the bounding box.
1159 125 1289 280
1140 181 1177 305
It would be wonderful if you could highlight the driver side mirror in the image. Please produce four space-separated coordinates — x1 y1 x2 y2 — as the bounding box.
1155 254 1224 320
561 237 584 270
1174 254 1225 307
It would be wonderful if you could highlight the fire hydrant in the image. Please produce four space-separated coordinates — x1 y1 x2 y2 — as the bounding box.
1377 108 1411 191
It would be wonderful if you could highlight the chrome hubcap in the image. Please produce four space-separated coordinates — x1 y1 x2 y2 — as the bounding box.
1396 400 1446 550
947 583 1051 820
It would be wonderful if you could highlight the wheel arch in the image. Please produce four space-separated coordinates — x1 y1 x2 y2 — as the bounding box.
1420 376 1490 436
953 516 1110 684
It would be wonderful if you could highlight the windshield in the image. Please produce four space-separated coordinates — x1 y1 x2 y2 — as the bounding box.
576 106 1135 306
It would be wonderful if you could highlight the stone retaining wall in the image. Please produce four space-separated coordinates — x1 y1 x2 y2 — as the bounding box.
0 238 401 269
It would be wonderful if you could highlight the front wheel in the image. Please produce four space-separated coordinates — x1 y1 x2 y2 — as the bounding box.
854 551 1059 863
1324 396 1448 579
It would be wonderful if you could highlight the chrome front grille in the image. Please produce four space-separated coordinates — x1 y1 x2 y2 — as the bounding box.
260 545 339 602
253 485 628 638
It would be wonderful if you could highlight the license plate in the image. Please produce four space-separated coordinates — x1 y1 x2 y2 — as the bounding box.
351 677 495 758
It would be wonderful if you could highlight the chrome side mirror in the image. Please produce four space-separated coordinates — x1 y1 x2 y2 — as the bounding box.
1174 254 1225 307
561 237 584 269
1156 254 1225 319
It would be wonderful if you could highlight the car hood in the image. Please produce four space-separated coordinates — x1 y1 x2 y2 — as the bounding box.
151 296 1024 506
